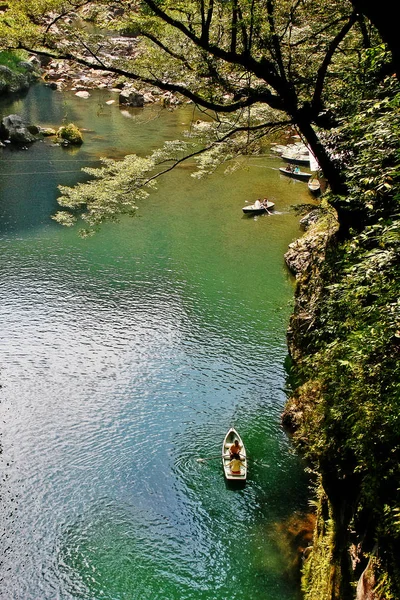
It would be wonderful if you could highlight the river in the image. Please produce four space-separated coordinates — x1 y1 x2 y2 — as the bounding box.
0 84 311 600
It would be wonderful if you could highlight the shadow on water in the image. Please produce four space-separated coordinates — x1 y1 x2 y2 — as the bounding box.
224 479 247 491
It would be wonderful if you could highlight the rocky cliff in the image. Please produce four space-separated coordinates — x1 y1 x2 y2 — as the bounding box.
282 202 399 600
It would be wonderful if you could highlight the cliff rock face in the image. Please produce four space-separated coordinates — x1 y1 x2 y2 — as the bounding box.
356 560 379 600
284 208 336 363
283 209 390 600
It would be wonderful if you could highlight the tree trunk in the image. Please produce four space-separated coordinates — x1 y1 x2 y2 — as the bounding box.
295 118 345 194
321 462 362 600
293 116 369 236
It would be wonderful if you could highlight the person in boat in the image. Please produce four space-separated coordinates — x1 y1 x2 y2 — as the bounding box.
294 166 300 173
262 198 269 207
229 452 244 475
229 439 242 458
254 199 262 209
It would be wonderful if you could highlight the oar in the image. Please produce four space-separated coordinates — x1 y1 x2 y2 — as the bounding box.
262 199 273 215
239 454 270 468
196 454 229 463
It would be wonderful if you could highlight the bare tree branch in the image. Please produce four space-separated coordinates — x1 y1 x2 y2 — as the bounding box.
311 10 358 114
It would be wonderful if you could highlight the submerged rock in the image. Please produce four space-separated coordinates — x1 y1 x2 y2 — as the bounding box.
39 127 57 136
75 90 90 99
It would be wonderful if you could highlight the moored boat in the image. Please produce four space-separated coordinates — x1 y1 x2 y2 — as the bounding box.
308 177 321 195
279 166 311 181
242 199 275 215
281 152 310 166
222 428 247 482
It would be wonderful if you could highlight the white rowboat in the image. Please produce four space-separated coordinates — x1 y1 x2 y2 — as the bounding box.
242 200 275 215
222 428 247 482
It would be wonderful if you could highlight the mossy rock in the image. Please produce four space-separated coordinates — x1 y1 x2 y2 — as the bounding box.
57 123 83 145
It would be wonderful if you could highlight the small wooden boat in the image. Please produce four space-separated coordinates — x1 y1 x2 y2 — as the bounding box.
242 200 275 215
308 177 321 195
279 166 311 181
222 428 247 482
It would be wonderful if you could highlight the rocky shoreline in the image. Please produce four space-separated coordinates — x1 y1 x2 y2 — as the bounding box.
0 41 186 147
40 31 183 108
283 206 337 364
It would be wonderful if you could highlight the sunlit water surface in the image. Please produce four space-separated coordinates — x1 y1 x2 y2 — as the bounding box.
0 85 312 600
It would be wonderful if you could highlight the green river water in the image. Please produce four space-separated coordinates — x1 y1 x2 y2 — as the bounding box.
0 84 312 600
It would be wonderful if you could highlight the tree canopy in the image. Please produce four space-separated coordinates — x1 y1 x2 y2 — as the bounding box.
0 0 396 231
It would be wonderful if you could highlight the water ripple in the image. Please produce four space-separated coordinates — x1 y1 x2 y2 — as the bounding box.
0 100 309 598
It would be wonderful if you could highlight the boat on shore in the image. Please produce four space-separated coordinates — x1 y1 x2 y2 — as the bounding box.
242 199 275 215
279 166 311 181
222 428 247 482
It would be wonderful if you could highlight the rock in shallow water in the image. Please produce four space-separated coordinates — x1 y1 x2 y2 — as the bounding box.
0 114 38 144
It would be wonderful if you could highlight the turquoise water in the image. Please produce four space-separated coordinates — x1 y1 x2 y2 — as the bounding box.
0 85 312 599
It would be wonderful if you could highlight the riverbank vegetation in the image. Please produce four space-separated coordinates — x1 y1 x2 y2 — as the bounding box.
0 48 38 94
1 1 399 599
284 72 400 599
0 49 26 72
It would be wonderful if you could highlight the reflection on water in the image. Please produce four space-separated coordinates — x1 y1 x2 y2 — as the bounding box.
0 85 310 599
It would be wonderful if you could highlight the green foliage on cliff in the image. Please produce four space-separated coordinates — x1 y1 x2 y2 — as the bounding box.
288 74 400 599
301 487 335 600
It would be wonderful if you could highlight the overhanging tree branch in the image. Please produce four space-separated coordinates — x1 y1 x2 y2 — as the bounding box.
145 117 292 183
311 10 358 115
141 0 283 92
139 31 194 70
18 43 283 112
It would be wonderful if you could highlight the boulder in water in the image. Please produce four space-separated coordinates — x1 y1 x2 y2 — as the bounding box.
119 88 144 107
0 63 39 95
0 114 38 144
57 123 83 145
75 90 90 99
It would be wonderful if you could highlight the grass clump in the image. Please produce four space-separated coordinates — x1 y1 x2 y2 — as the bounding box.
0 50 29 73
